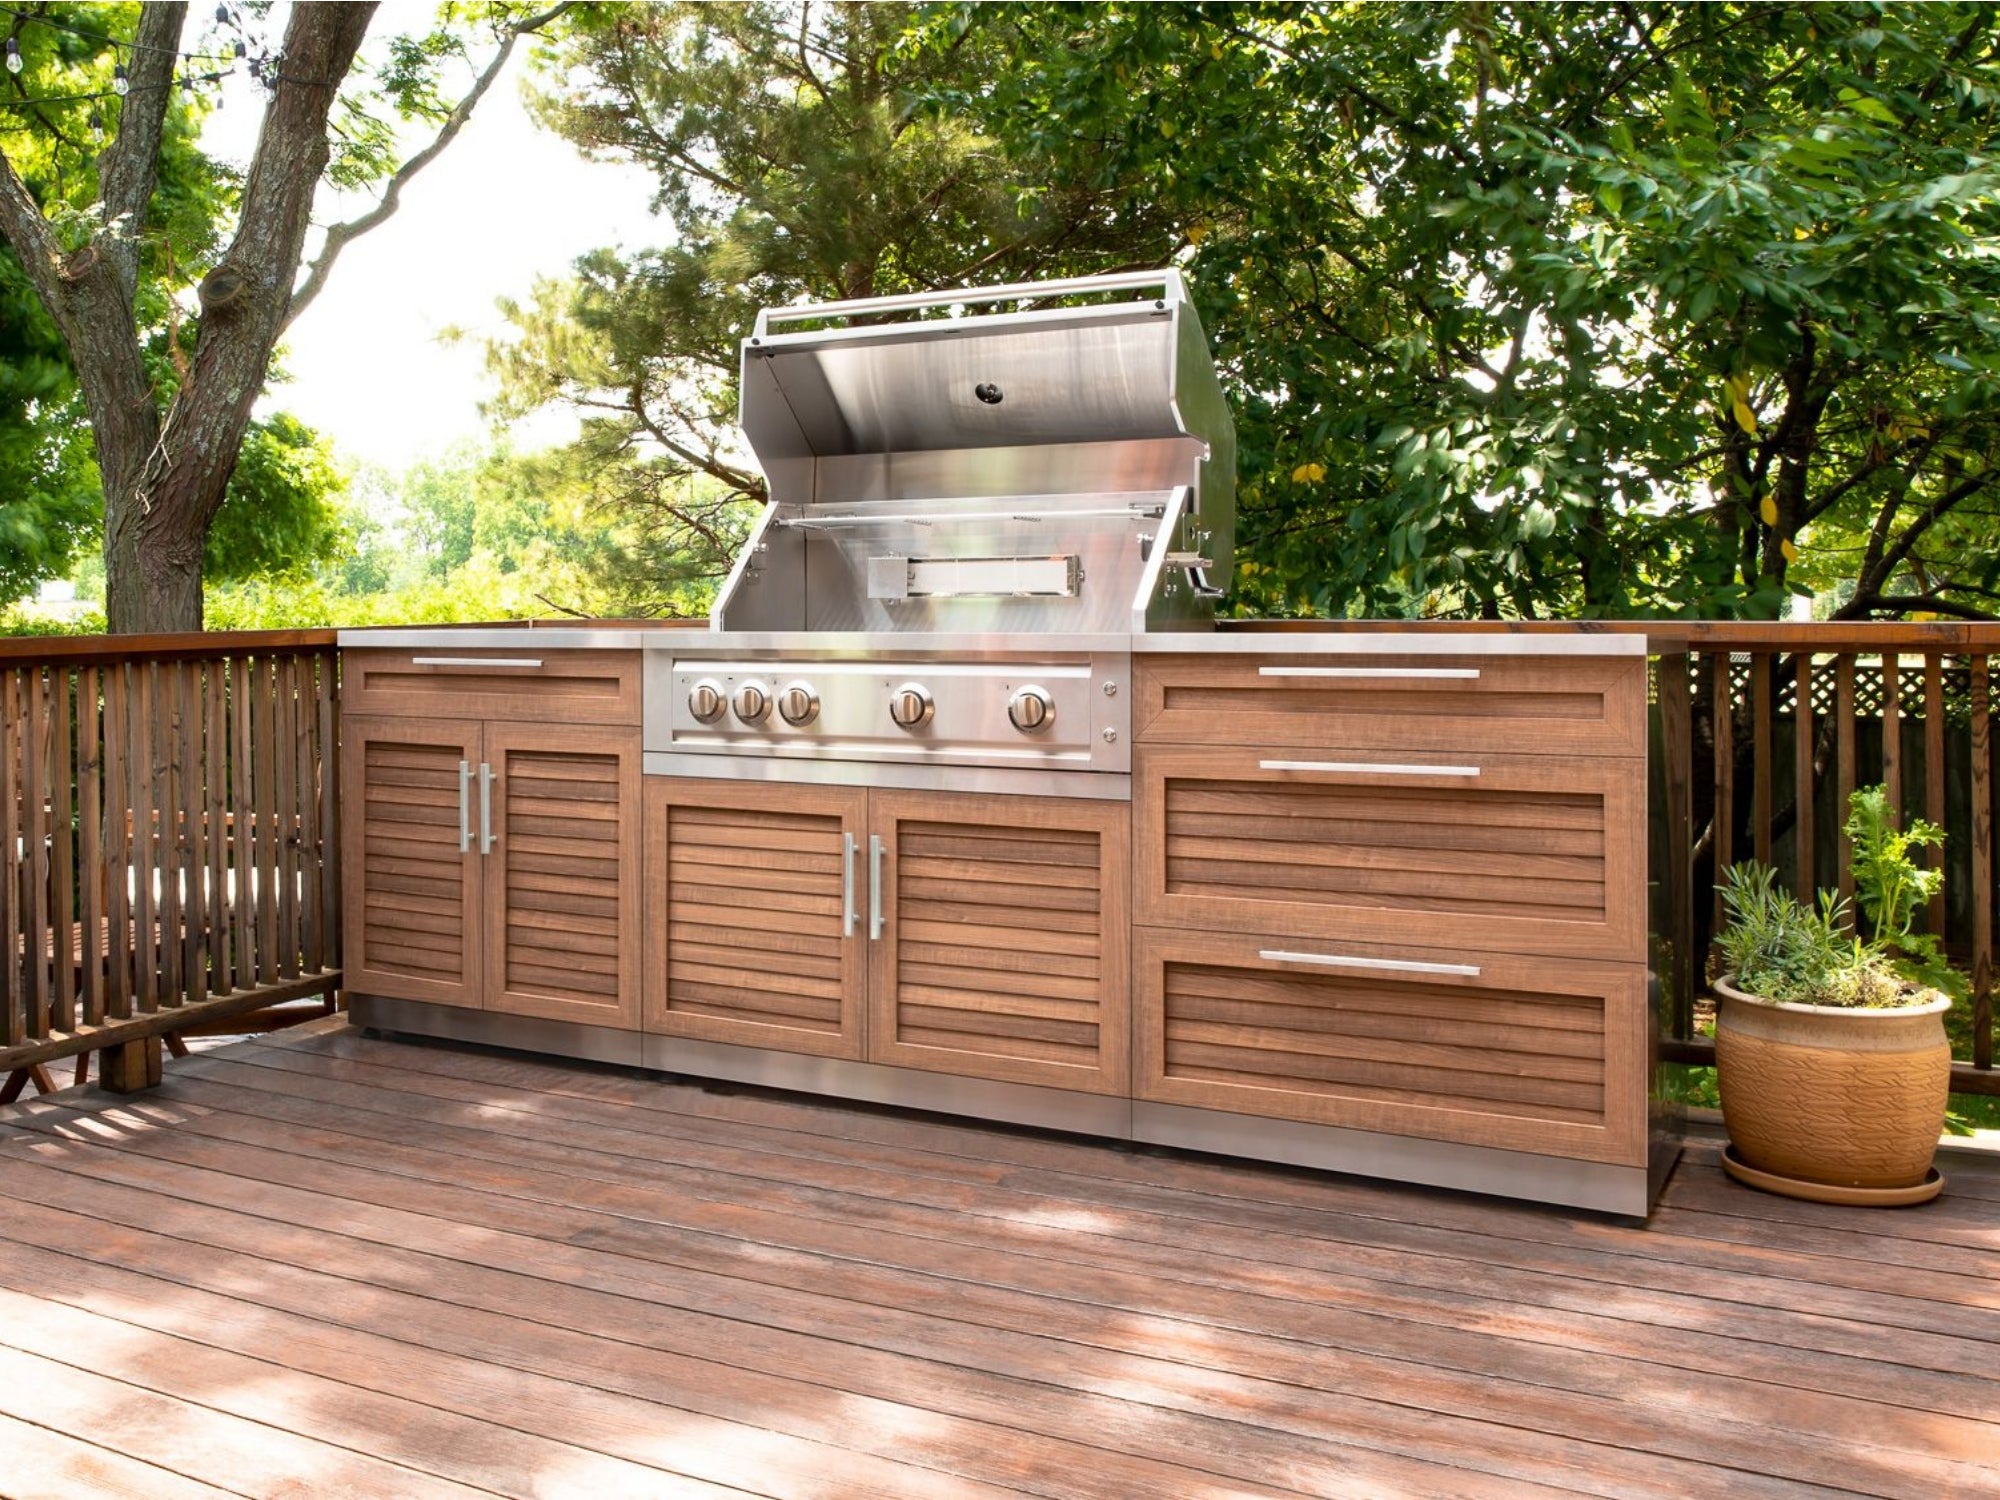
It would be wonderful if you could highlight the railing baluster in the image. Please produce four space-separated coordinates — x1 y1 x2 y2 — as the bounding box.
1883 653 1902 820
1752 652 1774 867
23 667 49 1040
1794 653 1814 898
1711 652 1733 931
181 660 206 1008
1 669 21 1046
78 665 103 1028
154 660 181 1008
206 660 229 996
297 654 321 973
102 663 131 1020
1835 653 1857 907
131 662 157 1014
50 666 75 1036
255 653 280 985
231 651 256 992
1972 654 1992 1074
276 653 300 980
319 654 341 975
1925 653 1947 937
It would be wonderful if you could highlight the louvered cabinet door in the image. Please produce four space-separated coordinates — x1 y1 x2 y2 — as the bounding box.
482 722 642 1028
342 715 482 1008
643 779 867 1058
1137 747 1645 962
868 791 1130 1095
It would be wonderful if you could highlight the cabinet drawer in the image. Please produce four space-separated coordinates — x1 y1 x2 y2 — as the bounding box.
1134 929 1648 1165
345 649 640 725
1135 652 1647 758
1137 746 1645 962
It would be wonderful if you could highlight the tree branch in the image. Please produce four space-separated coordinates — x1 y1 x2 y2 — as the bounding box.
284 1 575 330
96 2 185 302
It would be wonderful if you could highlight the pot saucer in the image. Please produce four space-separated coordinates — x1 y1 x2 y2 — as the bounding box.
1720 1143 1943 1206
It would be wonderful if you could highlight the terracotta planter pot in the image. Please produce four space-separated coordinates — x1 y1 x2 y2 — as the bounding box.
1713 975 1951 1191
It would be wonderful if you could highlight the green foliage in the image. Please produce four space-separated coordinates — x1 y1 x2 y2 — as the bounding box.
203 415 352 583
1844 785 1947 944
1718 782 1967 1007
941 2 2000 620
1842 784 1968 1002
487 0 1173 593
1716 861 1903 1007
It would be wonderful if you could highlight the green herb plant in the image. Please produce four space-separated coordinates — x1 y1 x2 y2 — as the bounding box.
1716 784 1962 1010
1843 786 1968 1004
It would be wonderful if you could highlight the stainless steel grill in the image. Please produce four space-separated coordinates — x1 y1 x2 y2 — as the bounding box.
642 270 1235 796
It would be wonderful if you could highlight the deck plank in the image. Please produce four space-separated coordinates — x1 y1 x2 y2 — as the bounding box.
0 1021 1996 1500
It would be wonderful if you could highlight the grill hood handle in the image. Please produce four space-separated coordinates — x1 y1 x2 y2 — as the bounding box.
755 270 1188 338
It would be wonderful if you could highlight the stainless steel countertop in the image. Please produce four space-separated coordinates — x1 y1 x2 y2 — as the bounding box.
339 624 1655 657
337 625 699 651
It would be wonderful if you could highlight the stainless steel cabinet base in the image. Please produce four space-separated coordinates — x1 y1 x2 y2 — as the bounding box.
1131 1101 1659 1219
347 995 1667 1217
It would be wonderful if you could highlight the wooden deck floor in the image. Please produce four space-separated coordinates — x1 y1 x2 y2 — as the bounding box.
0 1020 1994 1499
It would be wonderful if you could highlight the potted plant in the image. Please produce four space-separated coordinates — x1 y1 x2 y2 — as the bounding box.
1712 786 1958 1206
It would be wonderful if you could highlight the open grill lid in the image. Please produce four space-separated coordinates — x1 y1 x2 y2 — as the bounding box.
714 270 1235 635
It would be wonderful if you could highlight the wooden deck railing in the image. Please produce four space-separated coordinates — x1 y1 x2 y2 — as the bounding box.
1 630 340 1095
1669 622 1996 1096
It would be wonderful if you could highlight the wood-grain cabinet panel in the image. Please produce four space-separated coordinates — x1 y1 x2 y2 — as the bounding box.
1134 929 1649 1165
482 723 642 1029
344 649 640 726
869 791 1129 1095
1135 652 1647 759
342 715 482 1010
1137 746 1645 962
341 714 642 1027
642 779 868 1059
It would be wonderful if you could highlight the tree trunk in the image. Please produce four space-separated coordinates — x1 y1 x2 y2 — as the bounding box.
99 2 375 633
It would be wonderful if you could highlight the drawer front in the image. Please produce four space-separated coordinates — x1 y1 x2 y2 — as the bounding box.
1137 746 1644 962
1134 929 1648 1165
344 649 641 725
1135 653 1647 758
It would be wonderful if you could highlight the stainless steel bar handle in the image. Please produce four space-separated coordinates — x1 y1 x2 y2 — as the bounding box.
1259 759 1481 778
457 760 471 853
478 763 495 855
757 270 1185 333
1259 949 1482 978
411 657 545 669
1258 666 1480 680
868 835 885 941
842 833 858 938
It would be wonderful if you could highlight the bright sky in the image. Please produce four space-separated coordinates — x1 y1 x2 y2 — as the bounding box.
202 6 661 474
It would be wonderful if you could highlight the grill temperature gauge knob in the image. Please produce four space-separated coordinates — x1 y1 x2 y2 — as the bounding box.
688 678 727 724
888 682 935 730
777 681 820 726
732 679 772 724
1007 685 1055 733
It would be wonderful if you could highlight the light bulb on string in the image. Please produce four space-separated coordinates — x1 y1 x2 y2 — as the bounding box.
88 106 102 142
4 39 21 75
112 62 129 96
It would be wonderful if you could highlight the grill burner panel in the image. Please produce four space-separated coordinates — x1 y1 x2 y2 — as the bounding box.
654 655 1126 774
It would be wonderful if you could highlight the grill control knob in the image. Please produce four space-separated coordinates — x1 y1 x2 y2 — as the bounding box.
1007 685 1056 733
777 680 820 726
732 679 772 724
888 682 935 730
687 678 727 724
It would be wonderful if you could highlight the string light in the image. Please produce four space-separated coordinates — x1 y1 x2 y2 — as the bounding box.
111 62 128 96
3 38 19 75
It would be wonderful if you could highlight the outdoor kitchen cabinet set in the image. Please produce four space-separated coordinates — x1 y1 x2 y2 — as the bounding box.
339 272 1679 1215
